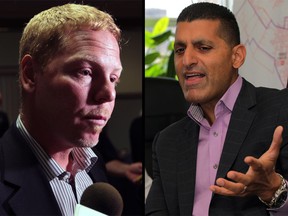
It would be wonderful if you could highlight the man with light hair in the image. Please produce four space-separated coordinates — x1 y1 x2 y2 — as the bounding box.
0 3 122 215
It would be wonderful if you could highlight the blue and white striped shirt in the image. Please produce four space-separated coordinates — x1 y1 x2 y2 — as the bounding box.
16 116 98 216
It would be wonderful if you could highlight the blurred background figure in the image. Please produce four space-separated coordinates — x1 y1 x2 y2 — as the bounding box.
94 126 143 215
0 92 9 137
130 115 143 163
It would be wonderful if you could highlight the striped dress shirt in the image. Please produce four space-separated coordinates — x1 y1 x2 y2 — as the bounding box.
16 116 98 216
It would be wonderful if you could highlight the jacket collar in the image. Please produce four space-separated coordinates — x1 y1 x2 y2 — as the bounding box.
0 123 62 215
216 79 257 180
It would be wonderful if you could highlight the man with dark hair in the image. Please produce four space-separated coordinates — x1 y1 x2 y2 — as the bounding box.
146 2 288 215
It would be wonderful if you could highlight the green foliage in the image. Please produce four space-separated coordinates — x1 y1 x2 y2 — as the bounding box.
145 17 176 78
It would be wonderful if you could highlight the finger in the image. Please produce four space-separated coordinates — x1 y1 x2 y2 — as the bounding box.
212 178 246 195
244 156 263 172
210 185 236 196
267 126 283 159
227 171 250 185
243 126 283 172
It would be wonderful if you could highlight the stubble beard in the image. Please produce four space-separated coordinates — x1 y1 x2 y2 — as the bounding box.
76 125 103 148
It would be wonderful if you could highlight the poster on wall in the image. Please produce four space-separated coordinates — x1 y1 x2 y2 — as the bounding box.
234 0 288 89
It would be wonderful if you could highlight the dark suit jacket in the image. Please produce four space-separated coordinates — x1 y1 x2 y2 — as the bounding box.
0 123 108 216
0 111 9 137
145 79 288 216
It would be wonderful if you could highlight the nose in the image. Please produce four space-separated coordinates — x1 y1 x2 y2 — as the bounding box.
182 47 198 69
93 78 116 104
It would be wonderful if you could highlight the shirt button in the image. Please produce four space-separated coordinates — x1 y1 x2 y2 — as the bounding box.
213 132 218 137
213 164 218 169
63 176 69 183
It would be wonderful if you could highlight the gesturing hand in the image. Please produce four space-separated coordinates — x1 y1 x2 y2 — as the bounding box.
210 126 283 202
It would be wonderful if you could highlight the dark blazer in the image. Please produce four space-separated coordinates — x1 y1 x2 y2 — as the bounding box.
0 111 9 137
145 79 288 216
0 123 108 216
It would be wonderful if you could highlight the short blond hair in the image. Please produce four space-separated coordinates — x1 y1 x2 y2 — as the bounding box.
19 3 121 67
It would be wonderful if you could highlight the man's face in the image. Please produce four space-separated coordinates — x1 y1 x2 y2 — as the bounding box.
174 20 239 108
34 29 122 147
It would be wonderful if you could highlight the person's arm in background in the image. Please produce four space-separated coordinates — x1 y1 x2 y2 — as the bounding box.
106 160 142 183
93 128 142 184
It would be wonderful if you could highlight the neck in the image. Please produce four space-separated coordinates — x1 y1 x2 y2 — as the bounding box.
201 103 216 126
20 112 75 170
50 149 74 171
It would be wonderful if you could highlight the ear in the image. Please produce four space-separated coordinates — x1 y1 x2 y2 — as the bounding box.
232 44 246 69
20 54 38 93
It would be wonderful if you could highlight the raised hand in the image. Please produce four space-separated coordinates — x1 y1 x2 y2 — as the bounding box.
210 126 283 202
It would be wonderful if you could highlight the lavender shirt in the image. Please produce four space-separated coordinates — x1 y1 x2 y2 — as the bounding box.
187 76 288 215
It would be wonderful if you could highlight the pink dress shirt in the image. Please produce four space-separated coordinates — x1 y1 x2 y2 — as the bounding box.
187 76 288 215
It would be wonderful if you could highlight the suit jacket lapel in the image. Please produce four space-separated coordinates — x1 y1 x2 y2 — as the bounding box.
1 124 61 216
216 80 257 180
6 166 61 216
177 119 199 215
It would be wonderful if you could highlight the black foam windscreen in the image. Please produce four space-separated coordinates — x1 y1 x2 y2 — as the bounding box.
80 182 123 216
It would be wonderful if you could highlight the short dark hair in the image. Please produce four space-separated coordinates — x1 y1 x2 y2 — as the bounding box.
177 2 240 47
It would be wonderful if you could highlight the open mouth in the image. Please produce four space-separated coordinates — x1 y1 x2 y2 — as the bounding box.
185 73 205 79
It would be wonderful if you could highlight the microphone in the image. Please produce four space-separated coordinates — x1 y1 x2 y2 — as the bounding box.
75 182 123 216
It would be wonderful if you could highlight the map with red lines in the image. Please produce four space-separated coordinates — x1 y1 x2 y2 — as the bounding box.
234 0 288 89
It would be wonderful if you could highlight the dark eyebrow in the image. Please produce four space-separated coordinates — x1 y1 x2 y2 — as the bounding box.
174 40 186 48
174 39 214 48
191 39 214 46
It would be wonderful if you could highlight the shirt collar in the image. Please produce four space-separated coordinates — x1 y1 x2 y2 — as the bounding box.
220 76 243 112
188 76 243 124
16 115 98 180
